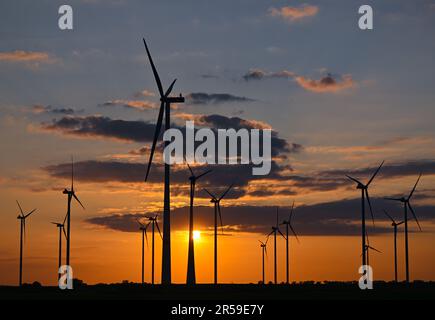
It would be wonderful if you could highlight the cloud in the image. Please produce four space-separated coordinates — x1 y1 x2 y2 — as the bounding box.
133 89 155 98
32 105 78 115
0 50 55 64
100 100 157 111
269 4 319 22
294 74 355 93
200 74 219 79
243 69 295 81
84 198 435 236
186 93 254 105
40 115 158 142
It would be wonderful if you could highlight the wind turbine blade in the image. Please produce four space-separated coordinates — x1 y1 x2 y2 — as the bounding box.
164 79 177 97
217 203 224 235
288 201 295 222
142 38 164 97
155 221 163 240
289 225 300 243
73 193 85 209
71 155 74 191
366 160 384 186
276 207 279 228
277 228 286 240
136 218 144 227
407 202 422 231
23 219 26 244
219 183 234 201
203 188 216 200
24 208 37 218
264 245 268 258
345 175 362 185
62 212 68 225
368 246 382 254
185 158 194 176
365 189 375 226
383 210 395 224
196 169 212 180
408 173 422 200
267 230 274 237
62 225 67 239
145 102 165 181
16 200 24 217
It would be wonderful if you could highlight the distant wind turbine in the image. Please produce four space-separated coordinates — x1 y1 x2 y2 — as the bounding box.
137 218 149 284
63 157 85 269
385 173 422 282
346 161 384 268
204 183 234 285
51 213 67 278
383 210 405 282
267 207 286 284
186 162 212 285
143 38 185 285
146 215 162 285
259 239 269 284
280 201 299 284
362 233 381 271
16 200 37 286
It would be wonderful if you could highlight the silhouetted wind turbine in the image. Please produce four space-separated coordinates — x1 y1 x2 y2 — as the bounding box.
16 200 37 286
385 173 422 282
267 207 286 284
137 218 149 284
259 239 269 284
280 201 299 284
146 215 162 285
51 213 67 278
143 38 185 284
362 234 381 270
204 183 234 285
346 161 384 268
63 157 85 269
186 162 212 285
383 210 405 282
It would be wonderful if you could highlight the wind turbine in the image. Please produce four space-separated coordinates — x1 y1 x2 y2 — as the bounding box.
186 162 212 285
362 234 381 270
280 201 299 284
137 218 149 284
203 183 234 285
143 38 185 285
16 200 37 286
259 239 269 284
383 210 404 282
63 157 85 269
346 161 384 268
385 173 422 282
51 213 67 278
267 207 286 284
146 215 162 285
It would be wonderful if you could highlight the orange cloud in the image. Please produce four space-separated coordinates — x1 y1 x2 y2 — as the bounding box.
294 74 356 93
269 4 319 22
102 99 157 110
0 50 55 63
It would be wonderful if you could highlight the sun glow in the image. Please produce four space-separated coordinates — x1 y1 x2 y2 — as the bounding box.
193 230 201 241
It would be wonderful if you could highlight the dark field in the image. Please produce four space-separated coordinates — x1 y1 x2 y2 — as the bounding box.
1 281 434 300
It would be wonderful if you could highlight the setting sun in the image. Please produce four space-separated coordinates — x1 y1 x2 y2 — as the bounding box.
193 230 201 241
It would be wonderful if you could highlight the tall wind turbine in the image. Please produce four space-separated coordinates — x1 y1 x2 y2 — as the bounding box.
143 38 185 285
186 162 212 285
204 183 234 284
346 161 384 268
16 201 37 286
385 173 422 282
63 157 85 269
383 210 404 282
267 207 286 284
259 239 269 284
280 202 299 284
137 218 149 284
51 213 67 278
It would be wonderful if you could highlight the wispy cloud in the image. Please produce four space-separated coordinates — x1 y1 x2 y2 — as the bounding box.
32 105 78 115
242 69 295 81
100 99 157 111
269 4 319 22
0 50 58 67
186 93 254 105
294 74 356 93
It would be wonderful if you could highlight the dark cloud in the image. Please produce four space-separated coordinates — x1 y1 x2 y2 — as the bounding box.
186 93 254 105
32 105 78 115
242 69 295 81
200 74 219 79
40 116 159 142
84 198 435 236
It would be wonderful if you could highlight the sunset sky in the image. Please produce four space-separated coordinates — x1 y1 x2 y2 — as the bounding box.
1 0 435 286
